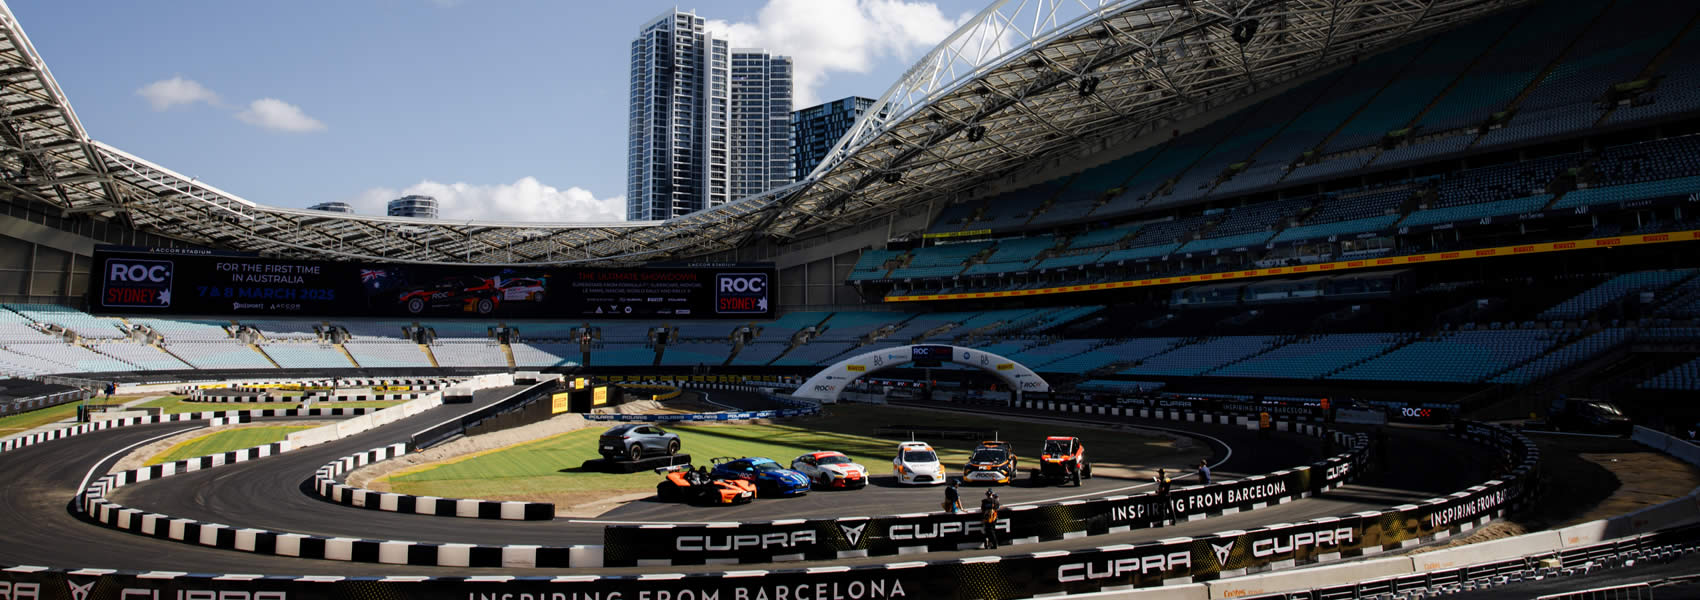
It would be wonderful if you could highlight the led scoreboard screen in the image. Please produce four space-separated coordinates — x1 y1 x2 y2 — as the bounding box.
90 247 776 320
909 344 952 367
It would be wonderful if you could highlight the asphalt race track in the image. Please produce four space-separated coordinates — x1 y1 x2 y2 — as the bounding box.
0 389 1493 575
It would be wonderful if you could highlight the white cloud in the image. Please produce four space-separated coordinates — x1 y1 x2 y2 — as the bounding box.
235 98 326 133
346 177 625 223
136 76 220 111
707 0 962 107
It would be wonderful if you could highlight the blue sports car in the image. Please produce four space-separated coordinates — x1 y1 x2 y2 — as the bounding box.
709 457 811 498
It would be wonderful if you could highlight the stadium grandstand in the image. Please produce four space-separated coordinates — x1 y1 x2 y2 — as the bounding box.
0 0 1693 424
2 0 1700 597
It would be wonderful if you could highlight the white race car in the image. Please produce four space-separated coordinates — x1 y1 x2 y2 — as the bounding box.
791 451 868 489
891 441 946 485
497 277 546 302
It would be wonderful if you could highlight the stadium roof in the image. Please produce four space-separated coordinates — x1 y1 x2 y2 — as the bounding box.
0 0 1531 265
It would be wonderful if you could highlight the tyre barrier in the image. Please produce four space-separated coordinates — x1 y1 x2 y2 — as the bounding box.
311 442 555 520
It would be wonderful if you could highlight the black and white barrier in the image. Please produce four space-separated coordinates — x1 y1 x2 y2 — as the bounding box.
3 526 1692 600
0 406 377 454
588 384 821 423
75 427 595 567
601 426 1364 566
47 422 1568 598
186 391 432 403
175 377 464 396
311 442 554 520
1012 394 1328 423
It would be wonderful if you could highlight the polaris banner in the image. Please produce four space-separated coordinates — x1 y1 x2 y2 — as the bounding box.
90 246 776 319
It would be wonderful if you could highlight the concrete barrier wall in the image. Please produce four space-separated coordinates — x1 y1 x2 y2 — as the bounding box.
1205 556 1412 599
282 373 511 449
288 393 442 449
1066 584 1210 600
1410 531 1563 572
1634 426 1700 466
1165 425 1700 600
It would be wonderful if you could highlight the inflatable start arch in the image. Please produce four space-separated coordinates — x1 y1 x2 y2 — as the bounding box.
791 344 1050 403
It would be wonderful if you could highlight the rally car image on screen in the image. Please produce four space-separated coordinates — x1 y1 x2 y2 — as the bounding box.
496 277 546 303
397 275 500 315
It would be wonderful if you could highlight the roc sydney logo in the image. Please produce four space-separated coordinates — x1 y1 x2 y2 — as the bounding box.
715 272 769 314
102 258 173 308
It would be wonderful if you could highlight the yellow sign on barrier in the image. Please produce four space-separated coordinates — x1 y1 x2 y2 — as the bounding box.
593 386 609 406
885 230 1700 302
551 393 573 415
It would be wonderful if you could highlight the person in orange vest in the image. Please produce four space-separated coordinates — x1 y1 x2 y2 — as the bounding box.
1319 397 1332 423
979 490 1001 549
1259 411 1272 439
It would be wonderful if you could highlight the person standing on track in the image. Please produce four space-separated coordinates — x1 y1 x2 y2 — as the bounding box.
1155 468 1174 526
979 489 1001 549
944 479 962 513
1197 460 1211 485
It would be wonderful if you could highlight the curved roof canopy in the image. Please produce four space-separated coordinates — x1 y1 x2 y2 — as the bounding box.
0 0 1530 265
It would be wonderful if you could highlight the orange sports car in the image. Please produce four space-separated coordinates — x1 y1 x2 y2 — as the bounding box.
655 465 757 505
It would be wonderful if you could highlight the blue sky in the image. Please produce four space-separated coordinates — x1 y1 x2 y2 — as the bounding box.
12 0 983 222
